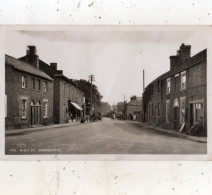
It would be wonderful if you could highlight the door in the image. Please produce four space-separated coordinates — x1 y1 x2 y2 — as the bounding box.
30 101 35 126
37 101 41 124
190 103 194 127
174 107 179 130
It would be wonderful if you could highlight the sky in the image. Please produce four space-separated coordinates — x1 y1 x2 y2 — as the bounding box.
2 26 209 105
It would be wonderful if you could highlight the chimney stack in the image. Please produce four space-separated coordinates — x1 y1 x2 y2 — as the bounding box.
170 43 191 71
50 63 57 70
25 46 39 70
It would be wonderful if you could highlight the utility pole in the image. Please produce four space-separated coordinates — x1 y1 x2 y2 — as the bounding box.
89 74 95 113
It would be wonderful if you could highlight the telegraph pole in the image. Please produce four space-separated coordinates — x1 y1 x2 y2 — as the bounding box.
89 74 95 113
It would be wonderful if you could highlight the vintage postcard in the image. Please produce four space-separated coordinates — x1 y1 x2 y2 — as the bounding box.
1 26 211 160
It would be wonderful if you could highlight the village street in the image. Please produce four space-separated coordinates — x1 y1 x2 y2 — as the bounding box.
5 118 206 155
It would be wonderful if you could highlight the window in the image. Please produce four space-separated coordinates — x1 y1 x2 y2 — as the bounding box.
180 97 186 124
158 102 160 116
22 76 27 89
37 79 41 91
175 74 179 92
181 71 186 90
31 78 35 90
157 81 160 93
21 99 27 119
152 104 154 116
194 103 204 124
68 85 70 98
64 104 66 120
63 83 66 97
167 78 170 94
43 101 48 118
166 100 170 123
43 81 48 92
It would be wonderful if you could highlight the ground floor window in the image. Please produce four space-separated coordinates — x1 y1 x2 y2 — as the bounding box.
43 100 48 118
166 100 170 123
158 102 160 116
22 99 27 119
180 97 186 124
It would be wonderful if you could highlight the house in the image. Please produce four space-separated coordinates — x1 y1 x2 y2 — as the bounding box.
18 46 85 124
143 44 207 135
126 96 143 121
5 52 54 129
116 101 127 119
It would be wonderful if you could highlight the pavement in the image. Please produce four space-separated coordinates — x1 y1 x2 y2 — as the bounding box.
128 121 207 143
5 121 81 136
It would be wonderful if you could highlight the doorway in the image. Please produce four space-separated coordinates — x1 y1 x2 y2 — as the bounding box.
30 100 35 126
36 101 41 124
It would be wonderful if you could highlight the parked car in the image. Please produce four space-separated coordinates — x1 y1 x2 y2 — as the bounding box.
90 113 102 122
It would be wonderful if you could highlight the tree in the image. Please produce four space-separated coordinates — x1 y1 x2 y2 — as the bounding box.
72 79 103 106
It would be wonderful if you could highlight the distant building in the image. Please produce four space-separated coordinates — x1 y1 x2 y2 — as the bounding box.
143 44 207 135
19 46 85 124
126 96 142 121
97 102 111 115
5 51 54 129
116 101 127 119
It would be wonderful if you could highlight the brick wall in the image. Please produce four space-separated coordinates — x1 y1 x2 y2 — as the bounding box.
5 65 53 129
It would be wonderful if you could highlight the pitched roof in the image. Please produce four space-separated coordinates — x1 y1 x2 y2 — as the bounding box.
5 55 53 81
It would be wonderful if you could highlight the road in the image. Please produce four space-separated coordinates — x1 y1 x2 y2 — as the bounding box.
5 118 206 154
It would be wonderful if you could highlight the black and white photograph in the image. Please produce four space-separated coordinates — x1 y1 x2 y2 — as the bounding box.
2 26 210 158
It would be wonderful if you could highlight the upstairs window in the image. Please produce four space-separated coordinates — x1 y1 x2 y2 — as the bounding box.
31 78 35 90
43 81 48 92
63 83 66 97
181 71 186 90
37 79 41 91
68 85 70 98
167 78 170 94
157 81 160 93
22 76 27 89
175 74 180 92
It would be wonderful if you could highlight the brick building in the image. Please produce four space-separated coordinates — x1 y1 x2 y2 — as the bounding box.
5 53 54 129
143 44 207 135
126 96 143 121
38 63 84 124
